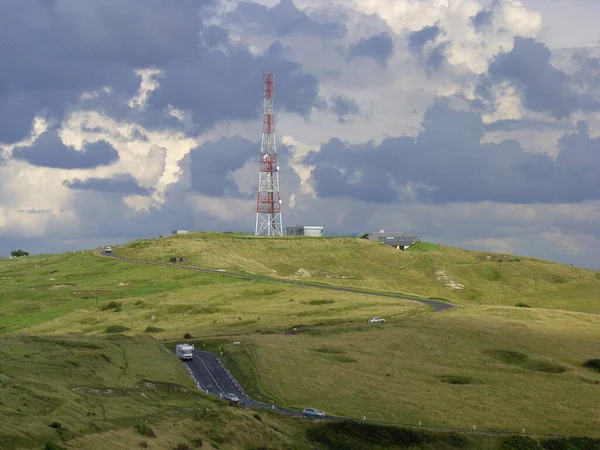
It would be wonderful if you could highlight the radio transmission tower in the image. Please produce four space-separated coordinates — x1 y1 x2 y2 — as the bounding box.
255 73 283 236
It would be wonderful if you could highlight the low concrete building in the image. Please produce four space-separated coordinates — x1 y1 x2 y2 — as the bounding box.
285 226 324 237
172 230 189 235
366 230 419 250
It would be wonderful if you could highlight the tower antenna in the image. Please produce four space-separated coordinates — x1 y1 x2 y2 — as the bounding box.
255 73 283 236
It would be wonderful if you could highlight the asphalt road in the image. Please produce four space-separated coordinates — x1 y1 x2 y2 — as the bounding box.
100 251 454 312
183 350 303 416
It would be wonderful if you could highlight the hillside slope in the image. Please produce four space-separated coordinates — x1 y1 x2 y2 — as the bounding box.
117 233 600 313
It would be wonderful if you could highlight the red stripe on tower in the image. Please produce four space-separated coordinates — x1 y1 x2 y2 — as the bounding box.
255 73 283 236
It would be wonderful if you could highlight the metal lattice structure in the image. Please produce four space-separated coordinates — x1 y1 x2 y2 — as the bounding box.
255 73 283 236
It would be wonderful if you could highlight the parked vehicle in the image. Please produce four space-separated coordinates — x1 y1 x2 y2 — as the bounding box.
368 317 385 324
105 246 112 254
302 408 325 418
223 393 240 402
175 343 194 360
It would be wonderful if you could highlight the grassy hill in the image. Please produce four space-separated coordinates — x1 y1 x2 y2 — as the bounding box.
117 232 600 313
1 233 600 447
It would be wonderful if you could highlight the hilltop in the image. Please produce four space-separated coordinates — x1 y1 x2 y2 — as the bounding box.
1 233 599 447
117 232 600 313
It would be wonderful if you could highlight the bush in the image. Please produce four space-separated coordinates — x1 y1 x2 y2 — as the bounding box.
100 301 122 312
49 422 62 429
11 249 29 257
184 333 193 339
144 327 165 333
105 325 131 333
541 437 600 449
583 359 600 372
501 435 543 449
515 302 531 308
136 423 156 438
44 443 66 450
191 438 203 447
139 441 149 448
174 444 192 450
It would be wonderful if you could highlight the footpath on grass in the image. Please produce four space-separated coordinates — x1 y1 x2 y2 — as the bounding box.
100 251 454 312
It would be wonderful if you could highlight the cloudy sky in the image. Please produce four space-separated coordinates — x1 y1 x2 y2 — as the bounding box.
1 0 599 269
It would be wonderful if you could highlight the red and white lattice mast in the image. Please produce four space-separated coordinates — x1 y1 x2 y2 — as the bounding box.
255 73 283 236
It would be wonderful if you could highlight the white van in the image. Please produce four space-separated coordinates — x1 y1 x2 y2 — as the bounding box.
105 246 112 254
176 344 194 360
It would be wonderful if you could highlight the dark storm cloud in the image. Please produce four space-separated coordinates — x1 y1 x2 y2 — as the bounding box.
304 99 600 204
142 41 320 135
0 0 322 144
407 25 448 73
484 118 571 132
12 132 118 169
63 173 151 196
228 0 345 38
183 136 256 198
329 94 360 123
486 38 600 119
0 0 214 144
347 33 394 66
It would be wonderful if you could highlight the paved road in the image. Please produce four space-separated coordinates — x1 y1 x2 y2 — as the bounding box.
182 350 304 416
100 251 454 312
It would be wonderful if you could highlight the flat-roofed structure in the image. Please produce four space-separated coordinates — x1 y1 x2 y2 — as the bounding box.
285 226 324 237
366 230 419 250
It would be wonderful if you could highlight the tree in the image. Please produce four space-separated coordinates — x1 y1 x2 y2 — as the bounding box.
10 249 29 257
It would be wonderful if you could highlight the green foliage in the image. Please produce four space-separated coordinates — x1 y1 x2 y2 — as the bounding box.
135 423 156 438
541 437 600 449
306 421 468 449
105 325 131 333
516 303 531 308
10 249 29 257
144 327 165 333
583 359 600 372
100 301 122 312
501 436 543 449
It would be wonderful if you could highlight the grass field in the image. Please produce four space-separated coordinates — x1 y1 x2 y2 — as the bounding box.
215 306 600 437
116 233 600 313
2 233 600 447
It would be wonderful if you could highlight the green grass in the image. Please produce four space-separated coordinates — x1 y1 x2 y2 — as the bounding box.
116 232 600 313
2 234 600 446
216 306 600 437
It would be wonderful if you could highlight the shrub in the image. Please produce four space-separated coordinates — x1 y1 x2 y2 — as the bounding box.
541 437 600 449
515 302 531 308
139 441 149 448
144 327 165 333
253 414 262 422
501 435 543 449
583 359 600 372
191 438 203 447
174 444 192 450
49 422 62 429
100 301 122 312
44 443 66 450
136 423 156 438
105 325 131 333
184 333 193 339
11 249 29 257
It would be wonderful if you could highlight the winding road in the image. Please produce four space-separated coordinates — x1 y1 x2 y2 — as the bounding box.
100 251 454 312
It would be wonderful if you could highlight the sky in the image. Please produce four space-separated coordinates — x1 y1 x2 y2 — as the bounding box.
0 0 599 269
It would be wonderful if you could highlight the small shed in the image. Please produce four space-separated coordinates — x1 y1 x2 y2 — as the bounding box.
172 230 189 235
366 230 419 250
